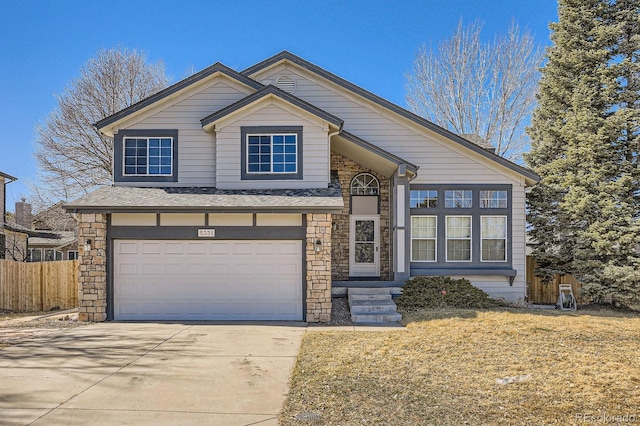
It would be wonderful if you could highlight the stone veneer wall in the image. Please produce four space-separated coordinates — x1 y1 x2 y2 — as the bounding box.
77 213 107 322
330 151 392 280
306 213 332 323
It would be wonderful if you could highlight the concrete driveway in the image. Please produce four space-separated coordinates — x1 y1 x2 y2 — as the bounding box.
0 322 306 425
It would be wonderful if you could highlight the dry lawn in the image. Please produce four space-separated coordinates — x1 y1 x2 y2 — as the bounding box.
281 308 640 425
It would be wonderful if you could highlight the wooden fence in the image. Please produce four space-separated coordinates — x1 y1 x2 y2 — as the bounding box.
0 260 78 312
526 256 588 304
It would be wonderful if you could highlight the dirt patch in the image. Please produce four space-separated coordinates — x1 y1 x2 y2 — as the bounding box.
0 310 87 349
330 297 352 325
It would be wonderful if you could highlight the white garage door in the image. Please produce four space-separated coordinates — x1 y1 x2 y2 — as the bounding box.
113 240 303 321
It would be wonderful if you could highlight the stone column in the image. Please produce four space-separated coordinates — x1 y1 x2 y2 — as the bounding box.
77 213 107 322
306 213 332 323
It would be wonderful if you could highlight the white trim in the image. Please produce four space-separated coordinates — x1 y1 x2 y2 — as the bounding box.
397 229 405 273
397 184 405 227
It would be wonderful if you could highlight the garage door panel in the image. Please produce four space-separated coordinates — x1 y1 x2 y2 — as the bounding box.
186 242 208 255
164 243 184 254
114 240 303 321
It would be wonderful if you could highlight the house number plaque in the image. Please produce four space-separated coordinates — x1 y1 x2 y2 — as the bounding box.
197 229 216 237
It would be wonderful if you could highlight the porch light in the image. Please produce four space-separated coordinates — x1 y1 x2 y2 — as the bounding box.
84 239 92 253
314 239 322 253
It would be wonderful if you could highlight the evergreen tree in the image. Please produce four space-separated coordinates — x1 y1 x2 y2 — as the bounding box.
526 0 640 309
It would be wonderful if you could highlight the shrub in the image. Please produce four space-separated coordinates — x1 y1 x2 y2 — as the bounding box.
396 276 502 309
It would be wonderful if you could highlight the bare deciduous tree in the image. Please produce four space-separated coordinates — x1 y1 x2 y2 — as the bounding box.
405 20 543 161
32 47 169 205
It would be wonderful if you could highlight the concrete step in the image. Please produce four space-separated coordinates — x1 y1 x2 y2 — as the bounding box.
348 293 392 302
348 287 402 324
351 313 403 324
349 299 398 314
348 287 392 295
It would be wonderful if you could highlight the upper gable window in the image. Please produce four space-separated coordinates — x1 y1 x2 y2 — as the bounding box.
124 137 173 176
241 126 303 180
113 130 178 183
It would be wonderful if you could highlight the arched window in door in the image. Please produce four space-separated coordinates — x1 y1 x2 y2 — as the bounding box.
350 173 379 196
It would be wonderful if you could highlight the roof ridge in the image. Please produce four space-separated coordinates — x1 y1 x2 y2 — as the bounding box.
242 51 539 183
95 62 264 130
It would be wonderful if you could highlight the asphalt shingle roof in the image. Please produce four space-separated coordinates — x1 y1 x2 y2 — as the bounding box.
65 185 344 213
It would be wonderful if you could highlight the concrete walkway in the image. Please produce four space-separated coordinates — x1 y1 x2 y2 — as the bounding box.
0 322 306 425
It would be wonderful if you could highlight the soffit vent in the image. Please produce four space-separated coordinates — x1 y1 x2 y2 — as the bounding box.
275 75 296 94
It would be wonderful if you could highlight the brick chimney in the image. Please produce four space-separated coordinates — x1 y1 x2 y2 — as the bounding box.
15 198 32 229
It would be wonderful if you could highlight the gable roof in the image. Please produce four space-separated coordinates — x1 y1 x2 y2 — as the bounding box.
201 84 343 131
333 131 418 178
29 230 77 248
95 63 264 131
243 51 539 184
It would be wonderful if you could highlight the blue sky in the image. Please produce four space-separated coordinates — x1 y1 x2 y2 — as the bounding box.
0 0 558 209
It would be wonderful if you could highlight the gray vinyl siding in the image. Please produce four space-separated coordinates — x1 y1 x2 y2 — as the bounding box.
215 104 329 190
121 80 250 187
253 65 528 302
254 65 521 185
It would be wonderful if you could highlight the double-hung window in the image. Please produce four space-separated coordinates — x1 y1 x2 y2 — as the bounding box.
241 126 302 180
481 216 507 261
411 216 437 261
446 216 472 261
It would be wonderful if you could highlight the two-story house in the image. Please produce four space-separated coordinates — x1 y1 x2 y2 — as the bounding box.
66 52 539 322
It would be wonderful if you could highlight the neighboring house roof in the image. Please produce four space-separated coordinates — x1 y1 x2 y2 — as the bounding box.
33 201 78 231
4 222 38 236
29 231 77 249
0 171 18 182
95 63 264 131
201 84 343 131
65 186 344 213
460 134 496 153
243 51 539 185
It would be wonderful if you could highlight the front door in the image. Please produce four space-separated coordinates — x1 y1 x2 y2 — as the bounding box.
349 215 380 277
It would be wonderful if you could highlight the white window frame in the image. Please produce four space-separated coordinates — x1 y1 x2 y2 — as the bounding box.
123 137 174 177
410 215 437 262
67 250 79 260
481 215 508 262
246 133 298 174
445 216 472 262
